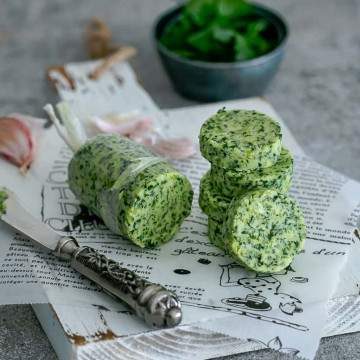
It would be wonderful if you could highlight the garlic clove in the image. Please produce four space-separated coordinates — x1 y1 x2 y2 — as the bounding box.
91 115 153 138
150 138 196 160
0 114 43 173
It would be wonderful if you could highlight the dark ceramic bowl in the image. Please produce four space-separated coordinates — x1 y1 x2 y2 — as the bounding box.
154 4 288 102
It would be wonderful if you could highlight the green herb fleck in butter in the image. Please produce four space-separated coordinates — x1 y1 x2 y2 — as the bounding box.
0 190 8 217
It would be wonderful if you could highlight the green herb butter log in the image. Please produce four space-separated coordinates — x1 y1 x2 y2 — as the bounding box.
199 109 282 171
211 147 293 197
68 134 193 248
224 189 306 273
199 171 231 221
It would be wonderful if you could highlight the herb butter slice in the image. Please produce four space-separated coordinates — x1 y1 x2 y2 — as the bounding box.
199 171 231 221
211 147 293 197
199 109 282 171
208 217 225 250
68 134 193 248
224 189 306 273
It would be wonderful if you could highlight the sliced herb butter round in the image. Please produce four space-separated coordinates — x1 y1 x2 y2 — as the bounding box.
208 217 225 250
199 109 282 171
224 189 306 273
68 134 193 248
211 147 293 197
199 171 231 221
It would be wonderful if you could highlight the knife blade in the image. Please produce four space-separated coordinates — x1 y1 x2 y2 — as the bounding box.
0 187 182 328
2 189 62 251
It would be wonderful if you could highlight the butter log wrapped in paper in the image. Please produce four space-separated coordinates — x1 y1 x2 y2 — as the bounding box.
68 134 193 248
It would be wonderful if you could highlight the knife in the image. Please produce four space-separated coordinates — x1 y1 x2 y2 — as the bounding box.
0 187 182 328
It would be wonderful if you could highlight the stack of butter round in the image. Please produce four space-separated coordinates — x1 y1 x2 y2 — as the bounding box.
198 109 305 273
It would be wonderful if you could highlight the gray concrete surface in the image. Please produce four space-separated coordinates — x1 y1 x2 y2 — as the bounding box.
0 0 359 359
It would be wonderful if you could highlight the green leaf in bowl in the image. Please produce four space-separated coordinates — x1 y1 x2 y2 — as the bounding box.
217 0 253 18
245 19 273 54
234 33 256 60
212 26 236 43
160 14 194 49
185 0 217 27
187 27 214 53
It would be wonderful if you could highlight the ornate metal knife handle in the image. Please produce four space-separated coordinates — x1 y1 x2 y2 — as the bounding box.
55 237 182 328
